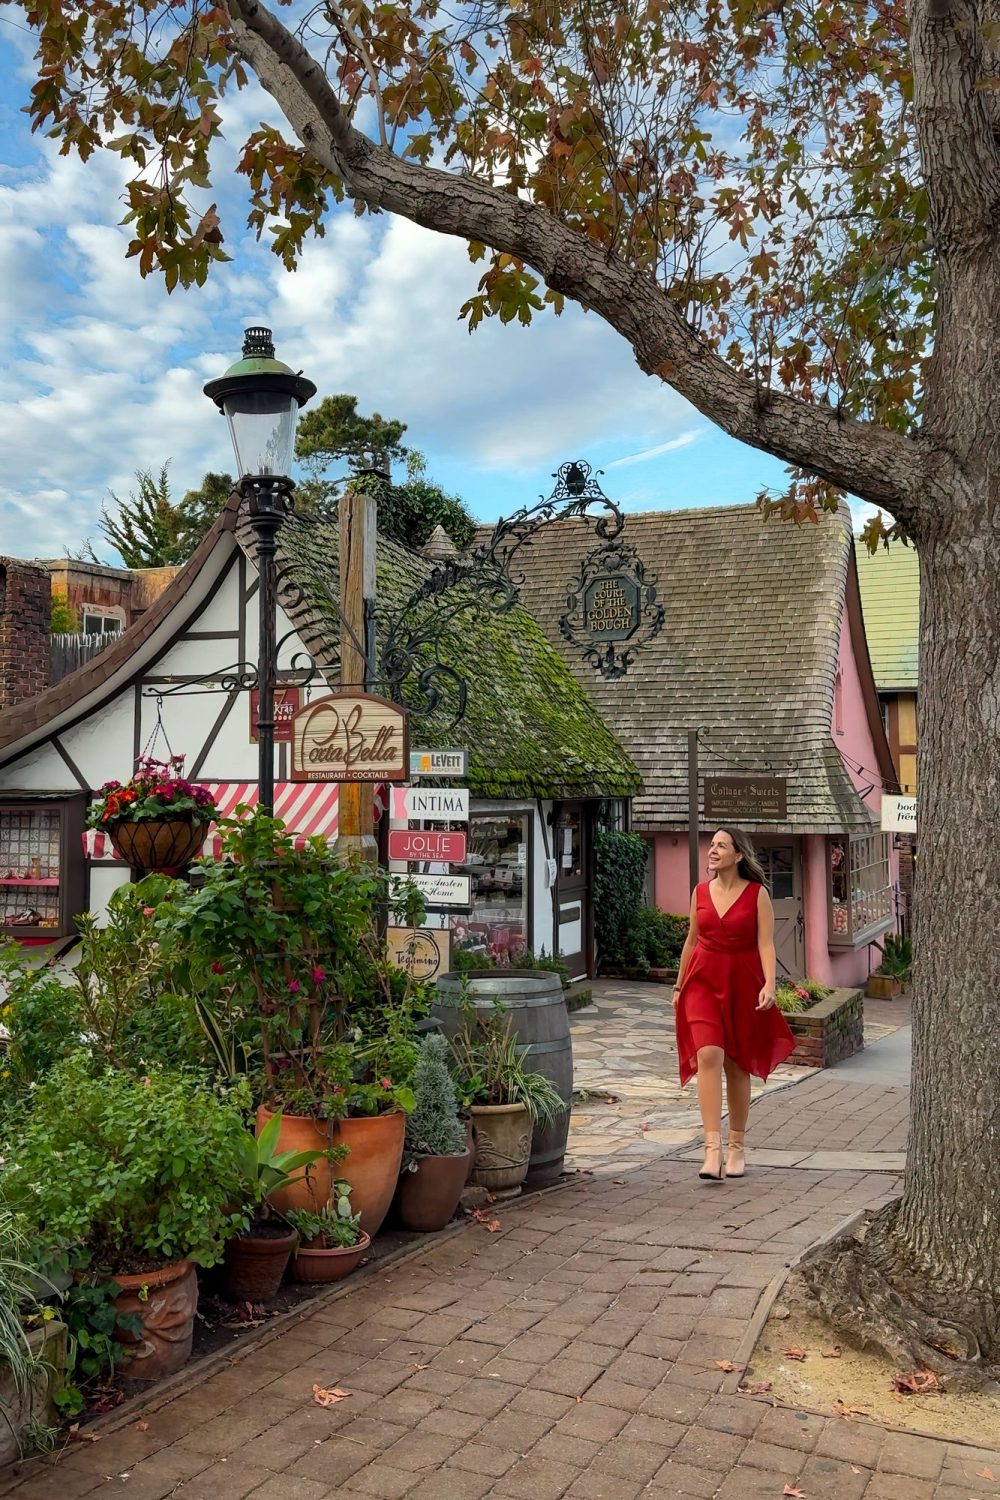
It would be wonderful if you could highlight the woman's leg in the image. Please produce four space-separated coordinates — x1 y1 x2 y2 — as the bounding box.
696 1045 725 1178
723 1057 752 1176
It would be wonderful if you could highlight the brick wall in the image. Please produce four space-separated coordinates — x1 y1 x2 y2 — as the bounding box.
0 559 51 709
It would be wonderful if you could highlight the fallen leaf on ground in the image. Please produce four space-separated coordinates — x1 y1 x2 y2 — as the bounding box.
850 1466 861 1475
821 1346 842 1359
739 1380 773 1395
66 1424 101 1443
714 1360 742 1372
783 1346 808 1361
783 1487 805 1497
892 1370 939 1395
312 1385 351 1408
612 1179 627 1185
833 1400 864 1418
133 1421 149 1432
470 1207 501 1232
978 1467 996 1481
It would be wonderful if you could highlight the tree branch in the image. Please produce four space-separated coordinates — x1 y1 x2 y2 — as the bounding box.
226 0 947 525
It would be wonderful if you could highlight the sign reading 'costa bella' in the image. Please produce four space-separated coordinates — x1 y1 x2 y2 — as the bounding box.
290 693 409 783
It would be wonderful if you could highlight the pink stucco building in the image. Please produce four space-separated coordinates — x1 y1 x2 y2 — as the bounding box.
515 503 900 988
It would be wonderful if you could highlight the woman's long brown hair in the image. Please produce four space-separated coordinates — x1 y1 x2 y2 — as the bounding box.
718 827 769 890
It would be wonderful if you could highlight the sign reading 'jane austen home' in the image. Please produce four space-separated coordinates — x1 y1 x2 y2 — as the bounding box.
703 775 787 821
389 872 472 909
393 786 470 822
582 574 642 642
290 693 409 783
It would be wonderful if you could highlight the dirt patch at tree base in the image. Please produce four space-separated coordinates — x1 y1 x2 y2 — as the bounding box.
744 1275 1000 1445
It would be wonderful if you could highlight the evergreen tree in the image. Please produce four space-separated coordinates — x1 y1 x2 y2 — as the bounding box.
404 1033 465 1158
98 465 185 568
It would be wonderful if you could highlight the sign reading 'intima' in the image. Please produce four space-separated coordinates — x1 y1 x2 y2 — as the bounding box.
290 693 409 783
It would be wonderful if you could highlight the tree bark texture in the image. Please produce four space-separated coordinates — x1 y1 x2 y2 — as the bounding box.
222 0 1000 1380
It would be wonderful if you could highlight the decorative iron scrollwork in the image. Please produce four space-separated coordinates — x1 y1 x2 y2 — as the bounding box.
559 534 665 680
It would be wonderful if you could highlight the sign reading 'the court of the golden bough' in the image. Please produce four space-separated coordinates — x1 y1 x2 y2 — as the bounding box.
290 692 409 783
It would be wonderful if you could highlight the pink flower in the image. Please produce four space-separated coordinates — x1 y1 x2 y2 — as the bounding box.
288 979 301 994
211 961 225 975
379 1078 392 1090
312 966 326 984
142 906 155 917
150 942 160 953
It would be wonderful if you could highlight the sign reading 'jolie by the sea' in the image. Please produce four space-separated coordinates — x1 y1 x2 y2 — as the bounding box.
290 692 409 783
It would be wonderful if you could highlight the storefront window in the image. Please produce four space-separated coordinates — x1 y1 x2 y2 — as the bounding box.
451 811 530 960
829 832 893 946
596 799 629 833
0 798 86 940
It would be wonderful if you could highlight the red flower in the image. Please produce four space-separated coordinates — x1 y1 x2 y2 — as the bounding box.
288 979 301 994
211 961 225 975
142 906 155 917
312 966 326 984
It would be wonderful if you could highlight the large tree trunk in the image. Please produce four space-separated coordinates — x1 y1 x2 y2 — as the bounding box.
800 516 1000 1388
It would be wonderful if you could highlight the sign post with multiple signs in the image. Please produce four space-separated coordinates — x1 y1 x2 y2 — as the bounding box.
387 748 470 981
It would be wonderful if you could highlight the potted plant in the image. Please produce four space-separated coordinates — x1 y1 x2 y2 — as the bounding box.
285 1181 369 1283
397 1033 469 1232
221 1108 337 1303
1 1055 249 1384
89 756 217 873
158 809 423 1237
448 1005 564 1197
868 933 912 998
0 1208 66 1466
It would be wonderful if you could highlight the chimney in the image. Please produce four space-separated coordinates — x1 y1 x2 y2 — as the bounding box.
422 524 459 562
0 559 51 710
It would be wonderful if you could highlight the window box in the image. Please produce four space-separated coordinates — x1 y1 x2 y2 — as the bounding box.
0 796 87 942
828 831 893 948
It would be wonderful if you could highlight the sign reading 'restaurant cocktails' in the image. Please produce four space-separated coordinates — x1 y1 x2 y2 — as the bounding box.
290 693 409 783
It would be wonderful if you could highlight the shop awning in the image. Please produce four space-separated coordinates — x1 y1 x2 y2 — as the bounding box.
82 782 390 861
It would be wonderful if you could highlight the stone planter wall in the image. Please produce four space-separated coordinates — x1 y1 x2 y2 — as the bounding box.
787 987 864 1069
0 1318 67 1468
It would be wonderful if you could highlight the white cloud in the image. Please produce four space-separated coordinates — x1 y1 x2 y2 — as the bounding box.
607 432 702 468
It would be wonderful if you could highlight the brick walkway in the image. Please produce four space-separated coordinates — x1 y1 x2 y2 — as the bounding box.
12 1142 998 1500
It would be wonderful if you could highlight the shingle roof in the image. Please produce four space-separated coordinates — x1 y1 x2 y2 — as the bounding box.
855 544 919 691
266 509 642 802
505 504 875 833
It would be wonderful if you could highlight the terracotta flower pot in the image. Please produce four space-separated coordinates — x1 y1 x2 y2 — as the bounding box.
108 817 208 873
222 1224 297 1302
469 1103 531 1197
291 1232 370 1284
256 1107 406 1238
398 1149 471 1233
113 1261 198 1383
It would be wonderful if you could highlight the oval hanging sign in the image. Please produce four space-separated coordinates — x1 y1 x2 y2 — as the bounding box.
290 692 409 783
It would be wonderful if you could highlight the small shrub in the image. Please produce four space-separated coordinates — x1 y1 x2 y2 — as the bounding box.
287 1182 363 1249
405 1033 465 1160
878 934 912 982
635 908 689 969
593 830 649 969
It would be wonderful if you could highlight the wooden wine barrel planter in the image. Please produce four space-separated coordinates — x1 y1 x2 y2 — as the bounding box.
108 817 209 873
434 970 573 1190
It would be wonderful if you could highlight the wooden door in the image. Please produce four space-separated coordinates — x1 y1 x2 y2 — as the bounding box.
554 802 590 980
755 838 805 978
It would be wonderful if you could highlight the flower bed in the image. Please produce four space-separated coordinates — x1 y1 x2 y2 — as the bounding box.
786 987 865 1068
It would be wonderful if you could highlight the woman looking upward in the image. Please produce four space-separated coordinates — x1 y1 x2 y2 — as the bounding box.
672 828 795 1181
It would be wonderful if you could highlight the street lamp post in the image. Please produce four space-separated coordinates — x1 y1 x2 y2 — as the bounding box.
204 328 316 811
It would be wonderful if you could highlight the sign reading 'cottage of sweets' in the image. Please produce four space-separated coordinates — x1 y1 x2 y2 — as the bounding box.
290 693 409 783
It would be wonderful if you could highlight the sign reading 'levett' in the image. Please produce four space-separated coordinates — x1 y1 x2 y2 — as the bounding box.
393 786 470 822
410 748 469 778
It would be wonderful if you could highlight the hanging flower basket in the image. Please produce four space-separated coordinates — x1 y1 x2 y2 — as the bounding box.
90 757 217 874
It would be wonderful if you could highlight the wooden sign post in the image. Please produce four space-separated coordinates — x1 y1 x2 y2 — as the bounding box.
338 486 378 864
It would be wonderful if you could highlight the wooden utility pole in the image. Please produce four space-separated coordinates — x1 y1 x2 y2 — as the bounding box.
337 486 378 864
688 728 701 893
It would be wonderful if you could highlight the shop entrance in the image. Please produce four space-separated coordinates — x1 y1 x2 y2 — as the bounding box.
755 838 805 979
554 801 592 980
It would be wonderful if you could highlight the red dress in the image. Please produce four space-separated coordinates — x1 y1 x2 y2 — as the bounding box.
675 881 795 1086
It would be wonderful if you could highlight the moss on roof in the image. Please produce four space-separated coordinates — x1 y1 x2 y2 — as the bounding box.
270 511 641 801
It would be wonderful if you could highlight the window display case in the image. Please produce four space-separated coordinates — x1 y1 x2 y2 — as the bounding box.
451 811 530 959
0 797 87 942
828 831 893 947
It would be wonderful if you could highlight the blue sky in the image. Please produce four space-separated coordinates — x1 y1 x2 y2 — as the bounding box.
0 24 869 562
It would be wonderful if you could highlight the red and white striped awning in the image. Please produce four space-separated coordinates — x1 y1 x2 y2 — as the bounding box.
83 783 390 862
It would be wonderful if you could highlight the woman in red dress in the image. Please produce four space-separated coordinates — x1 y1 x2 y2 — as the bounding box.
673 827 795 1181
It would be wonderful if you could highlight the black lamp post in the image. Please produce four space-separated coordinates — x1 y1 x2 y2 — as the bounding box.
204 328 316 811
